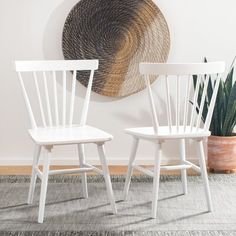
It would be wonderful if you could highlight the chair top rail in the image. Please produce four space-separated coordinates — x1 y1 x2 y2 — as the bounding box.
15 60 99 72
139 62 225 75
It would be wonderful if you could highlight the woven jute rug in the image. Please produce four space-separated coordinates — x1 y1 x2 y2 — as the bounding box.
62 0 170 97
0 175 236 236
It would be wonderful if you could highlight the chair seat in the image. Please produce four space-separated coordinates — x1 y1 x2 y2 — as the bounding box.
28 125 113 145
125 126 211 140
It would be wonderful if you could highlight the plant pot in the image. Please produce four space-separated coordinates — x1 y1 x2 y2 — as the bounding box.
208 135 236 173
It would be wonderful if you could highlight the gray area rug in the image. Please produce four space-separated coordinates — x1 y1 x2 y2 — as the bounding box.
0 174 236 236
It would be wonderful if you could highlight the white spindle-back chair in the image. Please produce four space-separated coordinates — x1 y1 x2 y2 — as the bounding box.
123 62 225 219
15 60 117 223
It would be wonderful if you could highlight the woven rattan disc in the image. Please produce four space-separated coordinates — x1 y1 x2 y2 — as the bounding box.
62 0 170 97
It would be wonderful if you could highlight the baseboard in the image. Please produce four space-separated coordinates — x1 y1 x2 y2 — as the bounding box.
0 157 199 166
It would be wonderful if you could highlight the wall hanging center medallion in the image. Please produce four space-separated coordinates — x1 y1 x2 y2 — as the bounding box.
62 0 170 97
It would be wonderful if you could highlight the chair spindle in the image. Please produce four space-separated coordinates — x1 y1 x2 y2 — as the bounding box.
165 75 172 133
69 70 77 126
52 71 59 126
43 71 52 127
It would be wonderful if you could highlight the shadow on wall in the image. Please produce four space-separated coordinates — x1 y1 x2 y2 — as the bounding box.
42 0 119 103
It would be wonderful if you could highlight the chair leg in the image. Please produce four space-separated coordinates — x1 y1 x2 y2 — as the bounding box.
97 143 117 214
78 144 88 199
179 139 188 194
123 138 139 201
38 146 52 223
196 140 213 212
28 145 41 204
151 142 162 219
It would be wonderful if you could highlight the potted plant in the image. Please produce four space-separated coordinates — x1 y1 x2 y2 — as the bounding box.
194 58 236 173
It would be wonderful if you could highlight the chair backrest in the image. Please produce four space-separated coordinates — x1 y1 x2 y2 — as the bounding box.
15 60 98 129
139 62 225 134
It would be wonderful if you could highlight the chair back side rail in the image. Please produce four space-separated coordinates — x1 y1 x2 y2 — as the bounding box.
17 71 37 129
80 70 95 126
33 71 46 127
144 75 159 133
204 74 221 131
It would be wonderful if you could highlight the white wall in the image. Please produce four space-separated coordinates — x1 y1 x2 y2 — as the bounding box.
0 0 236 165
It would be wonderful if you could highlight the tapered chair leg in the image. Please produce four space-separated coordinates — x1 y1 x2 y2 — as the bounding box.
97 143 117 214
38 146 51 223
123 138 139 201
151 142 162 219
28 145 41 204
197 140 213 212
78 144 88 199
179 139 188 194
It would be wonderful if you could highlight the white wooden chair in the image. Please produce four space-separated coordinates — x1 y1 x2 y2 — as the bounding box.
123 62 225 219
15 60 117 223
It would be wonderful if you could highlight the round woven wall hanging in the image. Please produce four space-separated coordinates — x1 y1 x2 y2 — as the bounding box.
62 0 170 97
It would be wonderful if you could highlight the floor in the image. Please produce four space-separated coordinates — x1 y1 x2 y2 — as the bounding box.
0 165 198 176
